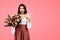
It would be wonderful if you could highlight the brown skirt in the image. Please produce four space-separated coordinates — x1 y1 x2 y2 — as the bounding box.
14 24 30 40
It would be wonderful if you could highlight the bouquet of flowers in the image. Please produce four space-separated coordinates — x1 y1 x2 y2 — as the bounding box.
4 14 21 27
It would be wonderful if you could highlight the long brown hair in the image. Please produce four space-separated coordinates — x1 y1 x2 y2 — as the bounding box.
17 4 27 15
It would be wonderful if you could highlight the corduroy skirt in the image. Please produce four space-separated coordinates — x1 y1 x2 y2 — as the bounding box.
14 24 30 40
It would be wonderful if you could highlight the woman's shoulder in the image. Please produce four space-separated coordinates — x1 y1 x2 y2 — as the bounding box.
26 13 30 16
26 13 31 18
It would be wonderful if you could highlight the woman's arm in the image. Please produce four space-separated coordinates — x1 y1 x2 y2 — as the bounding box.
26 14 31 23
26 13 32 28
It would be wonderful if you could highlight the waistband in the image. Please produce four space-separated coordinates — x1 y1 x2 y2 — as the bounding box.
19 24 27 26
15 24 27 29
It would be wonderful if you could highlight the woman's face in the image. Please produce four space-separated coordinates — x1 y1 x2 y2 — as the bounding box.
20 6 25 14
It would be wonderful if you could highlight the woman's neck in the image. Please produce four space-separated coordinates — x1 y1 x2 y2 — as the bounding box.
20 13 24 15
21 13 24 15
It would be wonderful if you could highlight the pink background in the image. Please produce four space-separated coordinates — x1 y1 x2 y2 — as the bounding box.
0 0 60 40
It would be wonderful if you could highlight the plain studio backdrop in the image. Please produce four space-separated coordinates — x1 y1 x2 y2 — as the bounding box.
0 0 60 40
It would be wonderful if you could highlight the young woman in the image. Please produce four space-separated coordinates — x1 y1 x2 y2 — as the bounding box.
14 4 32 40
4 4 32 40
